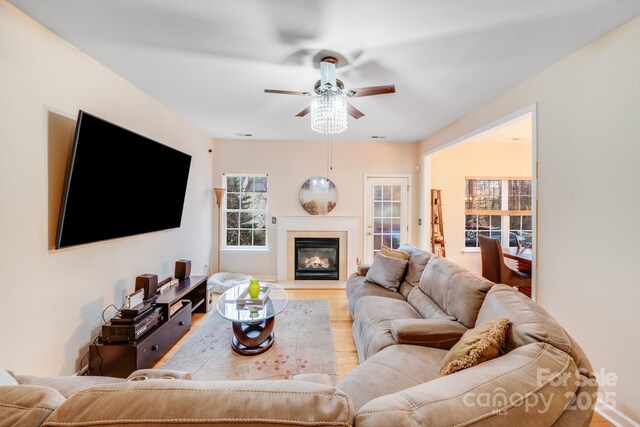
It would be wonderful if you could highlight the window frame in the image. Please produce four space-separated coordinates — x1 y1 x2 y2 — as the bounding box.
222 173 269 251
463 176 532 251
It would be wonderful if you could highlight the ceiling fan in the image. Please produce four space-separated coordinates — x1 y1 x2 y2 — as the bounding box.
264 56 395 132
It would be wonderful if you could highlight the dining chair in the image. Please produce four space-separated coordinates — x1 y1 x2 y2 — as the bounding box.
478 235 532 297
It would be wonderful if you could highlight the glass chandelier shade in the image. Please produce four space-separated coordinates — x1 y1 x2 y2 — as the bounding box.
310 94 348 134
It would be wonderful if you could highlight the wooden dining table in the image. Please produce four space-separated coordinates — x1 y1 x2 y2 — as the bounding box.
502 247 532 274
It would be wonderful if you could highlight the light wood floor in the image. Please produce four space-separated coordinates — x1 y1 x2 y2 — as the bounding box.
155 288 609 426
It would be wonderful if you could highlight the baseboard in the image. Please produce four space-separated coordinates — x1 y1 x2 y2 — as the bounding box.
596 399 639 427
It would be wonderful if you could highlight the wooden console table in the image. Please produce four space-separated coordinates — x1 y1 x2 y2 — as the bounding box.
89 275 209 377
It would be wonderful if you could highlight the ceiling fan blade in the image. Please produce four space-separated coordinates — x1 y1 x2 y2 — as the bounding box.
347 85 396 98
295 105 311 117
347 103 365 119
264 89 311 96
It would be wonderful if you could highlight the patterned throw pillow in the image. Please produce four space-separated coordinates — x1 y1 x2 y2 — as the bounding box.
439 316 510 376
380 246 410 261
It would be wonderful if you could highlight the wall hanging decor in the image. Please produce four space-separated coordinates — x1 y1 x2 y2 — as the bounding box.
299 176 338 215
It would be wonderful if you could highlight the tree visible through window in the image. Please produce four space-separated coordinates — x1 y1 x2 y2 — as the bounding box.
465 178 532 248
224 174 268 248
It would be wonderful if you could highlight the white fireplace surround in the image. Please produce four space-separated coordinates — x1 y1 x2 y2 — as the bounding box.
276 216 359 281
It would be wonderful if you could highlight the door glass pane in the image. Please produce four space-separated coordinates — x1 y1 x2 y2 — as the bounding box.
392 219 401 233
392 202 401 217
392 185 401 201
374 201 382 217
373 235 381 250
382 202 392 217
383 186 391 200
374 218 382 233
374 185 382 201
383 218 391 233
391 234 401 249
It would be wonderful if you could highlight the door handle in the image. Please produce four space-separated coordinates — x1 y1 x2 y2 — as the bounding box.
367 232 373 236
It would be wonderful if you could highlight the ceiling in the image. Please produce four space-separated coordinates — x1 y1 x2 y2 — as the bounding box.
465 113 533 146
10 0 640 142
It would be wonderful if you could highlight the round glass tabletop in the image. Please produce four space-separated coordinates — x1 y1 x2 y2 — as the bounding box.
216 282 288 323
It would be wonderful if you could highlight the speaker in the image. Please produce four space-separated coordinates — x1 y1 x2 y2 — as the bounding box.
175 259 191 280
135 274 158 300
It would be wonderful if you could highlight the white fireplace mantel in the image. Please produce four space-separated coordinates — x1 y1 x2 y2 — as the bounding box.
276 216 359 281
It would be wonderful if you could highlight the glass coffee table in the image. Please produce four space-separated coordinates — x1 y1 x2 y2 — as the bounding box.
217 283 288 355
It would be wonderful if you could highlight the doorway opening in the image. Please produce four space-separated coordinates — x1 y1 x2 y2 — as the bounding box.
421 106 537 299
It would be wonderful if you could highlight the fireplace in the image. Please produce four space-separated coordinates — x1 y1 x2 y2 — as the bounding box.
294 237 340 280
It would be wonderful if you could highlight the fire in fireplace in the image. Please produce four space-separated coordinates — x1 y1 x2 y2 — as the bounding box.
294 237 339 280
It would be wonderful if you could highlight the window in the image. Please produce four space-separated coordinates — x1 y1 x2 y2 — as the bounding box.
464 177 532 248
223 174 268 249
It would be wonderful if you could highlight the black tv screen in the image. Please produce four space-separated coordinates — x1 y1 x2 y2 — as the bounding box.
56 111 192 249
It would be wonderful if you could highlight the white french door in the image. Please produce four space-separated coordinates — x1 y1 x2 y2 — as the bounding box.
364 175 410 263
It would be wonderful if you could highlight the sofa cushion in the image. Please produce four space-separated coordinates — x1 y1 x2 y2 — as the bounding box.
355 343 579 427
14 374 125 398
419 256 493 328
406 287 455 321
439 316 510 376
43 379 354 426
476 285 576 360
365 252 408 292
352 296 422 362
346 273 405 316
337 344 447 411
0 385 65 427
398 244 434 287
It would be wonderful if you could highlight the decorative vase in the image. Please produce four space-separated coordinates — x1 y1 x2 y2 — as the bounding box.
248 278 261 299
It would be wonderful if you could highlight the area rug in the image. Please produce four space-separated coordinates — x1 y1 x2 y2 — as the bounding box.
161 300 338 384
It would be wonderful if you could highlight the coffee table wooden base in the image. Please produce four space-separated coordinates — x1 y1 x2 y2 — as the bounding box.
231 317 275 356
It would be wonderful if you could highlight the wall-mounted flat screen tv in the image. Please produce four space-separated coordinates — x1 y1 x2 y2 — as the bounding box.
56 111 192 249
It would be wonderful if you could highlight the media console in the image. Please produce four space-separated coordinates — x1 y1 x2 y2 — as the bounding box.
89 275 209 377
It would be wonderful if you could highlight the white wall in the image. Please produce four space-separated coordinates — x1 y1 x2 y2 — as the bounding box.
212 139 420 277
419 16 640 422
0 2 213 375
429 141 532 274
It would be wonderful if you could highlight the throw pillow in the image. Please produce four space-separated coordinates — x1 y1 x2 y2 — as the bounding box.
365 252 408 292
380 245 410 261
0 368 18 386
439 316 510 376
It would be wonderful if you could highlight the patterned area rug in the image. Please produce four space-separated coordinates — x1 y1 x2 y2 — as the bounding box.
161 300 337 384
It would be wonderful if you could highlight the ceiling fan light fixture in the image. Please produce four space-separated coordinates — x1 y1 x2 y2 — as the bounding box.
311 94 347 134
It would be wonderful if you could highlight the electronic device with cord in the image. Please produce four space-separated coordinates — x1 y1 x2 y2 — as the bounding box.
175 259 191 280
101 307 162 342
119 302 153 319
135 274 158 300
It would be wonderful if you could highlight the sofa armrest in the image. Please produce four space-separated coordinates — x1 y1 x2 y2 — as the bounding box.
357 264 372 276
127 369 192 381
355 343 584 427
390 319 467 350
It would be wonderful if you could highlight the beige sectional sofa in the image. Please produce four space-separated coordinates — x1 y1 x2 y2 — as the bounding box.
340 244 598 426
1 245 597 426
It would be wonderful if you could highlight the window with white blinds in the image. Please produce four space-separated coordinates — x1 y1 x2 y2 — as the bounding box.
465 178 532 248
